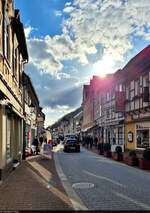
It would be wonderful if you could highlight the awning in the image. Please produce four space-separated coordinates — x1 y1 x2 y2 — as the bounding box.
81 126 93 132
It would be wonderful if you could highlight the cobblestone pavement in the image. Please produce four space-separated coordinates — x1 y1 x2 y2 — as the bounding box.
0 152 74 211
56 145 150 211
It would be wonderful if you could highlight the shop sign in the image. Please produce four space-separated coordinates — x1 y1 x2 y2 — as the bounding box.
128 131 133 142
136 123 150 129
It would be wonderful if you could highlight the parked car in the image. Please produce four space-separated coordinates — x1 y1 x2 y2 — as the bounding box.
63 139 80 152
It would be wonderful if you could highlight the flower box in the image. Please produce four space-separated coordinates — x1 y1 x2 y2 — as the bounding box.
139 159 150 170
104 151 112 158
113 153 123 161
99 150 104 155
125 157 138 166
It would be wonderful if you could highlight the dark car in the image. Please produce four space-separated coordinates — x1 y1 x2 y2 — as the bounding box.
63 139 80 152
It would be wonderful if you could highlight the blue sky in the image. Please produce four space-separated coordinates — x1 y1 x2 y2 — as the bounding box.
15 0 150 127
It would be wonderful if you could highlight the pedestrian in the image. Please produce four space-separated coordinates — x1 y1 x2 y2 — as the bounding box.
39 136 44 146
44 137 47 144
82 136 85 146
98 136 104 153
86 136 90 149
90 137 93 149
94 137 98 148
32 136 39 155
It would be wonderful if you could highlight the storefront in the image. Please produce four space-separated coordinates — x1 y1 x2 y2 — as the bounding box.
104 119 125 152
125 119 150 150
136 122 150 149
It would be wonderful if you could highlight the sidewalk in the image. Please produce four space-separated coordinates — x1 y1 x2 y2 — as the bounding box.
0 151 74 211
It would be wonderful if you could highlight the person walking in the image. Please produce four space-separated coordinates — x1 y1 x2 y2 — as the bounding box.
39 136 44 146
94 137 98 148
98 136 104 154
32 136 39 155
90 136 93 149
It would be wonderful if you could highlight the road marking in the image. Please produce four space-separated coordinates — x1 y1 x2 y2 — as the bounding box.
113 191 150 210
54 149 88 210
84 170 126 187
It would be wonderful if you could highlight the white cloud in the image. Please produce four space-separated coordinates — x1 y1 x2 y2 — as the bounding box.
54 10 62 16
27 0 150 78
24 26 34 38
63 6 74 13
65 2 72 6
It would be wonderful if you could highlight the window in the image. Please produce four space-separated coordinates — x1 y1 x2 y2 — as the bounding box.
106 109 109 119
136 124 150 149
100 105 102 117
4 20 10 60
111 91 115 99
126 85 129 100
135 80 140 96
119 84 123 92
14 47 18 78
130 80 134 90
143 75 149 87
118 127 123 145
106 92 110 101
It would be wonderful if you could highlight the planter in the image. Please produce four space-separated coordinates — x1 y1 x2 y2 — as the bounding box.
139 159 150 169
104 151 112 158
113 153 123 161
125 157 138 166
99 150 104 155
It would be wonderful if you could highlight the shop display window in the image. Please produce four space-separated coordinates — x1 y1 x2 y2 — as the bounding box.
136 129 149 149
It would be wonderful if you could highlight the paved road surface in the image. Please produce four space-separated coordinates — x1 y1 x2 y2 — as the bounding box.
55 144 150 211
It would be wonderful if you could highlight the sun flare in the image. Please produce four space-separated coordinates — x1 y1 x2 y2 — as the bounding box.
93 55 115 77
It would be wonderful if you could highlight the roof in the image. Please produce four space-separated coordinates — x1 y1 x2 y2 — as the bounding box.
12 10 28 61
23 73 39 105
122 45 150 80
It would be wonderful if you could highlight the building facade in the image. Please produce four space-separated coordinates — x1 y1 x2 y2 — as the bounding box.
0 0 28 180
124 45 150 151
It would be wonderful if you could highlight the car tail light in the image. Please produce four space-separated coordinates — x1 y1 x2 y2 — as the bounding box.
65 144 69 146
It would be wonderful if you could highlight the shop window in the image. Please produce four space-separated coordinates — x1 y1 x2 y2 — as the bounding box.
118 127 123 145
136 128 149 149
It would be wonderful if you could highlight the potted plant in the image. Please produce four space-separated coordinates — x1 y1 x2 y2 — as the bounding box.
139 148 150 169
125 150 138 166
113 146 123 161
103 143 111 157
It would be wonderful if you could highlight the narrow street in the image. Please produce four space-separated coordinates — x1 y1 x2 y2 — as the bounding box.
0 144 150 211
55 144 150 211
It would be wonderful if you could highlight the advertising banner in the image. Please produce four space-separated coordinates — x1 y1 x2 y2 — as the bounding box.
42 144 52 159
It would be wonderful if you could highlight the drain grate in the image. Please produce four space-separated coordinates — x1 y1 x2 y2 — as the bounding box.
72 182 94 189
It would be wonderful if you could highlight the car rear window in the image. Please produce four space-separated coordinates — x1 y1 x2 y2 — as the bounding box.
67 140 78 144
